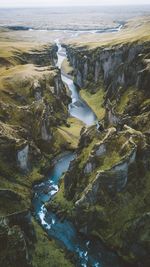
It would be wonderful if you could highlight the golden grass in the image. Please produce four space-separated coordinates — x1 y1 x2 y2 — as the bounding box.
66 16 150 49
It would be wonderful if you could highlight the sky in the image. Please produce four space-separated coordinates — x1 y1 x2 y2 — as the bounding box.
0 0 149 8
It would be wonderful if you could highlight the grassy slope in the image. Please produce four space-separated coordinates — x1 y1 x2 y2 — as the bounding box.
80 88 105 120
0 29 79 267
66 17 150 48
0 66 56 214
32 220 74 267
57 117 84 149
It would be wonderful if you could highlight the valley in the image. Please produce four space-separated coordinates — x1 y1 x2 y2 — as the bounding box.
0 8 150 267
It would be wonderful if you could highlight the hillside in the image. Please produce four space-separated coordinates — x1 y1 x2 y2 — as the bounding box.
0 32 76 267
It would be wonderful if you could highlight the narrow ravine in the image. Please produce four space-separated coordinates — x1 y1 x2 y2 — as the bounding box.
32 31 124 267
32 151 122 267
56 39 97 126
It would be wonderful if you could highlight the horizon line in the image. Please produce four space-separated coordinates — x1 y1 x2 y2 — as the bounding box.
0 4 150 8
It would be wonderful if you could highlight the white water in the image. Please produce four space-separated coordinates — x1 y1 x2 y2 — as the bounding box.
33 151 121 267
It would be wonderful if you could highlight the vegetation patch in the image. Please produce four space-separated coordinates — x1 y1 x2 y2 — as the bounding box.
80 88 105 119
57 117 84 149
32 219 74 267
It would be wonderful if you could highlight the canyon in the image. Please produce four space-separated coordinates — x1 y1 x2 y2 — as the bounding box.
0 13 150 267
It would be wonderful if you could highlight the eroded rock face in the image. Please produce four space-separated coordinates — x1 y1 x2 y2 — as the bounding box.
0 46 69 169
66 41 150 133
62 121 150 266
84 160 95 174
66 43 145 93
20 45 57 66
76 146 137 207
17 144 29 171
41 121 52 141
0 210 35 267
0 42 73 266
95 143 106 156
33 80 42 100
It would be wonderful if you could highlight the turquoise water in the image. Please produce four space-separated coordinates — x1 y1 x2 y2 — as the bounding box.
33 151 122 267
32 32 123 267
56 40 98 126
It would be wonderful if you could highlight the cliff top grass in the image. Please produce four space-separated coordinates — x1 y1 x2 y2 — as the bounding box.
0 64 58 111
55 118 84 150
0 39 52 65
0 30 56 107
66 16 150 49
0 33 66 216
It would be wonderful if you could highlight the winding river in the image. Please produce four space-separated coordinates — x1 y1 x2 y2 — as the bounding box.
56 40 97 126
32 33 123 267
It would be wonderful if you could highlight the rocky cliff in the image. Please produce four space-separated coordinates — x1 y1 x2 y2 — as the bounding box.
65 38 150 131
0 39 73 267
50 31 150 266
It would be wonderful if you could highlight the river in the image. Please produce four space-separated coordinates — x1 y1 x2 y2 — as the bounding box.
32 34 123 267
56 40 97 126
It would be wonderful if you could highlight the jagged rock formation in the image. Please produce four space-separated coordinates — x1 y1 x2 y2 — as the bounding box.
1 19 150 267
50 31 150 266
0 55 68 172
0 210 34 267
0 40 73 267
66 38 150 130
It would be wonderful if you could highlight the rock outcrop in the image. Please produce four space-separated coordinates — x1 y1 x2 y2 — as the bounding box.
0 41 72 266
51 37 150 267
61 123 150 266
66 40 150 131
0 210 35 267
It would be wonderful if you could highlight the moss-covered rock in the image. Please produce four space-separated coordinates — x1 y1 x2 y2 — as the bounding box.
50 39 150 263
0 36 76 266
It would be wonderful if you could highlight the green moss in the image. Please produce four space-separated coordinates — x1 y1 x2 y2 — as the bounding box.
32 220 74 267
57 118 84 149
116 88 133 114
100 151 121 170
80 88 105 120
0 156 46 216
79 138 98 169
49 180 75 219
142 98 150 107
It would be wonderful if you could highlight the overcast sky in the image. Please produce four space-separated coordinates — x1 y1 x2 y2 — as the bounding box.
0 0 149 8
